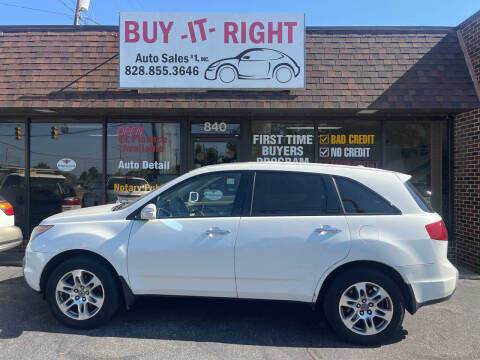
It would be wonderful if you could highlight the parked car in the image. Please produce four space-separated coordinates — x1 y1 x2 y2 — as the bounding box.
0 195 23 252
82 176 151 207
0 172 80 233
106 176 150 204
23 163 458 345
204 48 300 83
81 179 103 208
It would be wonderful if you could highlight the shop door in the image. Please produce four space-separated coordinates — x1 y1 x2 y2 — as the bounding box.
190 121 242 170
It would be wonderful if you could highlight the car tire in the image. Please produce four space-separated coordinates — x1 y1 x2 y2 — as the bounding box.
323 268 405 345
45 256 120 329
217 66 237 83
274 65 294 83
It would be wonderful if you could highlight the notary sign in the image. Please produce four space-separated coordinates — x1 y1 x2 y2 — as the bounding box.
119 13 305 89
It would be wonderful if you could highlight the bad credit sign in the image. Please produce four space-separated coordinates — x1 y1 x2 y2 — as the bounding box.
119 13 305 89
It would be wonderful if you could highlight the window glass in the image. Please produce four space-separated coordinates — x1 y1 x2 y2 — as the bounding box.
251 121 314 163
29 123 103 233
405 180 434 213
155 172 243 218
384 121 448 217
334 176 399 214
252 172 342 216
0 122 26 237
194 141 238 168
317 120 380 168
107 123 180 203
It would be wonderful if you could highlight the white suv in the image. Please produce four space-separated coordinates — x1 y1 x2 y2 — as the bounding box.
23 163 458 345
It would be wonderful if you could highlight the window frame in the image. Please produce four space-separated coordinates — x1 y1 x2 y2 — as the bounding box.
129 170 253 220
249 170 344 217
332 175 402 216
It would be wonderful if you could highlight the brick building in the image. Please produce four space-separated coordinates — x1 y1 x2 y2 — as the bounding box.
0 11 479 272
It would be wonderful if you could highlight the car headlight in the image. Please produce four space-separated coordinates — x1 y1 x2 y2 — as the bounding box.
30 225 54 241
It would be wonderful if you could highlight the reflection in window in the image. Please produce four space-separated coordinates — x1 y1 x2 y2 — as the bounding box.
0 123 26 237
194 142 237 168
384 121 447 216
107 123 180 203
29 123 103 233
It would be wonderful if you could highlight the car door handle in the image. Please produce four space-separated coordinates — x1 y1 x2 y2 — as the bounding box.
315 226 342 234
205 227 230 236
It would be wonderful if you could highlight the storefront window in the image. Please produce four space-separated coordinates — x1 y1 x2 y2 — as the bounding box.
29 123 103 233
384 121 447 216
0 122 26 236
317 120 380 167
107 122 180 203
194 141 238 168
250 121 314 162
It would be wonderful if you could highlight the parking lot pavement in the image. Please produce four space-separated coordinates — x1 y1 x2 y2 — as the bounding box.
0 266 479 360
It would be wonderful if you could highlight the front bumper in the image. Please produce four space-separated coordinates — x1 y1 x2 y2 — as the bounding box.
0 225 23 252
396 260 458 307
23 245 55 292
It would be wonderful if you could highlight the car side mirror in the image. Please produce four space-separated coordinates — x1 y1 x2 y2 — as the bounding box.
140 203 157 220
242 55 250 60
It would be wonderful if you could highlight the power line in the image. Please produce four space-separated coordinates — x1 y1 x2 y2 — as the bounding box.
56 0 75 13
0 1 73 20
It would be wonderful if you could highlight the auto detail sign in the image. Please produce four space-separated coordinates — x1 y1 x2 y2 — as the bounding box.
119 13 305 89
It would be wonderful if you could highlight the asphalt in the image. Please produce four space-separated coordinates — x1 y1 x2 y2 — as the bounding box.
0 266 479 360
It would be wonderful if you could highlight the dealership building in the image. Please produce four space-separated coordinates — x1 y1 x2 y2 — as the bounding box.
0 11 479 272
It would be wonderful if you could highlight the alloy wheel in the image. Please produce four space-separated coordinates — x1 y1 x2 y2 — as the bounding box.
338 281 394 336
55 269 105 320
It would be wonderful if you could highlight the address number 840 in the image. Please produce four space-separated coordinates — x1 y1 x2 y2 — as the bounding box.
124 65 199 76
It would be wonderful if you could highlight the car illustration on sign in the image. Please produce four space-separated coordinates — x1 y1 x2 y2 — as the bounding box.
204 48 301 84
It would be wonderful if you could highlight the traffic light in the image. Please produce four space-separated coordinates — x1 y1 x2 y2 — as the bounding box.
51 125 58 139
14 126 22 140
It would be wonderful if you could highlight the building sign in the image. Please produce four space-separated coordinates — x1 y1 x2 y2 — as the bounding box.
57 158 76 172
318 122 379 167
250 121 314 162
119 13 305 89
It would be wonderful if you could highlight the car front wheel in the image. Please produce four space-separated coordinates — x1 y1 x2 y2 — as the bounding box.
218 66 237 83
323 268 405 345
274 65 294 83
45 257 120 329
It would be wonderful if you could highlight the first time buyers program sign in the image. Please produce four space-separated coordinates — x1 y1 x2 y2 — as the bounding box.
119 13 305 89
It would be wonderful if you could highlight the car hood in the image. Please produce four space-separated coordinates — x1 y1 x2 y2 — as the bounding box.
41 204 119 224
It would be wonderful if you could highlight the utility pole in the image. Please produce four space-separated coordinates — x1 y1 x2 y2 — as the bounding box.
74 0 81 25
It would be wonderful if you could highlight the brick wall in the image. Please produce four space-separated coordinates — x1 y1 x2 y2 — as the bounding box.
455 11 480 273
454 109 480 273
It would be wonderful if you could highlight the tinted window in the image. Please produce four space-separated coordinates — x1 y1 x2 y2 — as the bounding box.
405 180 433 212
154 172 245 218
252 172 342 216
334 176 400 214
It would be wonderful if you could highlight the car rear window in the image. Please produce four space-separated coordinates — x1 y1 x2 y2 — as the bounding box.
404 180 434 213
252 172 342 216
333 176 400 215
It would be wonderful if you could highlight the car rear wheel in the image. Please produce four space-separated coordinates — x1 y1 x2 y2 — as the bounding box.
218 66 237 83
274 65 293 83
45 257 120 329
323 268 405 345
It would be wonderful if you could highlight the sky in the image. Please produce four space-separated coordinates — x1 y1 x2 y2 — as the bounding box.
0 0 478 27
